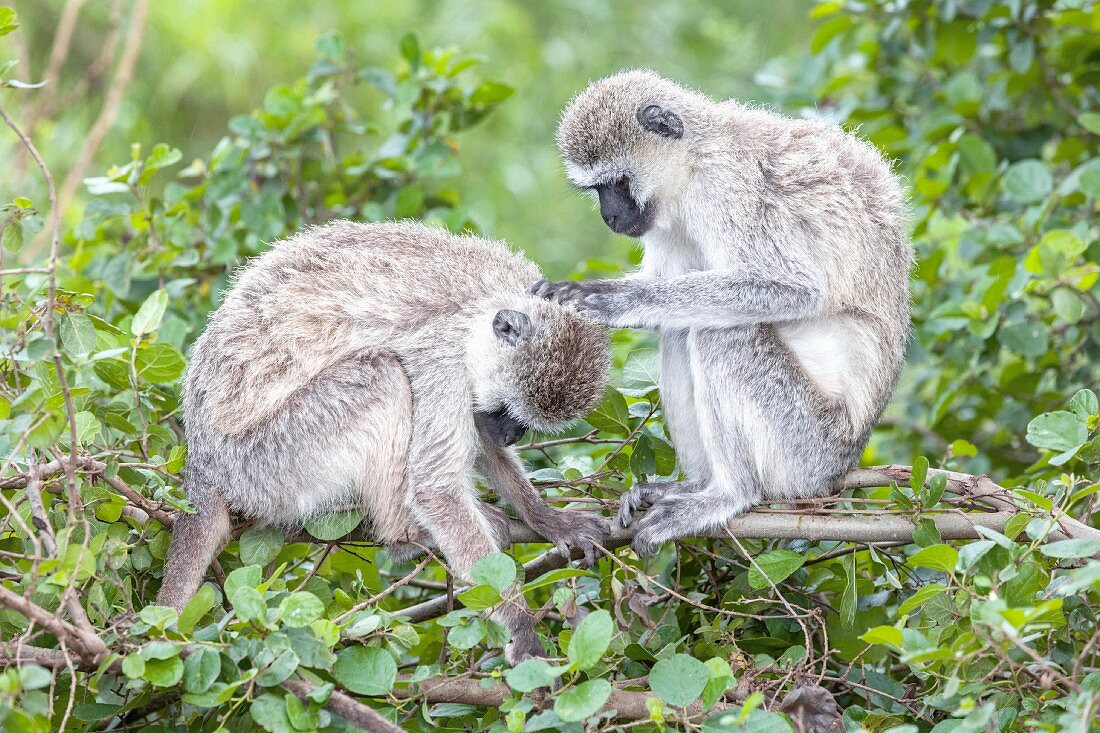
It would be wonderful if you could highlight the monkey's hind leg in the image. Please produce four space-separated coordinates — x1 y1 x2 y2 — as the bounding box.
156 489 232 611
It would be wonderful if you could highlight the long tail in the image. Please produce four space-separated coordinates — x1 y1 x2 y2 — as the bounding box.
155 487 232 611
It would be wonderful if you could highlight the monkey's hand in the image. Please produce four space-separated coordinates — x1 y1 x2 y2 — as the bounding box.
526 508 608 566
529 278 627 325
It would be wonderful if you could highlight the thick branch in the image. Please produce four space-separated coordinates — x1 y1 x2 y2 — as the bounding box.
394 676 729 720
282 679 405 733
397 468 1100 623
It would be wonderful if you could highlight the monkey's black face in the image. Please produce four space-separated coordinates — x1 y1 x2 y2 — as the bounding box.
477 407 528 447
595 177 655 237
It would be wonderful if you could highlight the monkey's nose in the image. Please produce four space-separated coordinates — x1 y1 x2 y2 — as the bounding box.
602 211 618 229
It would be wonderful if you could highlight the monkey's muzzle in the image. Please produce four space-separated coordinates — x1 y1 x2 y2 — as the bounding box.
477 407 528 447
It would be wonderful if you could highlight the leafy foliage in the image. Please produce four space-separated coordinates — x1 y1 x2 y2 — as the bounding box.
1 2 1099 732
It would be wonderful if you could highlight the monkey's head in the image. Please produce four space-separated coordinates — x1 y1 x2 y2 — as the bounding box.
557 69 708 238
470 299 610 445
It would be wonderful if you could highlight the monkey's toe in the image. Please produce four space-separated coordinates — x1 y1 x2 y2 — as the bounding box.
617 483 666 528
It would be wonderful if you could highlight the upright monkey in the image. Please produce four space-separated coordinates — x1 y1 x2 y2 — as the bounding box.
534 71 911 556
157 220 610 663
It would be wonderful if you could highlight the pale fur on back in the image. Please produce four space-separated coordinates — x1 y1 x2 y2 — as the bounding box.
183 220 608 537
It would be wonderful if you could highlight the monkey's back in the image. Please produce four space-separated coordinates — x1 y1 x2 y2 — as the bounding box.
185 220 541 440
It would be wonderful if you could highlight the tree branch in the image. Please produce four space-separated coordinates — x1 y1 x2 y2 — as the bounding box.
282 679 405 733
393 676 730 721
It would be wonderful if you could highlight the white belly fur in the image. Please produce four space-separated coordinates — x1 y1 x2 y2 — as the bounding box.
776 315 879 428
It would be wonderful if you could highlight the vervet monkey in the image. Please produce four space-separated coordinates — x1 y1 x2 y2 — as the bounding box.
533 70 911 557
157 220 610 663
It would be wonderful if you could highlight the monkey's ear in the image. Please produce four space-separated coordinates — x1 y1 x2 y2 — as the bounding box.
636 104 684 139
493 309 532 345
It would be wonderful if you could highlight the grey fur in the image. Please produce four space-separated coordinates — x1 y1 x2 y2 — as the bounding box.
535 70 912 557
157 220 610 663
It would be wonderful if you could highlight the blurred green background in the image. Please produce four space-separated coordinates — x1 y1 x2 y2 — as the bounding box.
4 0 809 275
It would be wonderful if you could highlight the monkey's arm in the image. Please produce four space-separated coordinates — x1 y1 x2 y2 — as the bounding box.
404 369 544 663
530 271 825 330
475 437 606 566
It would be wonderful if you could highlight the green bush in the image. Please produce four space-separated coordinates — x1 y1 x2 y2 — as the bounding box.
0 2 1098 731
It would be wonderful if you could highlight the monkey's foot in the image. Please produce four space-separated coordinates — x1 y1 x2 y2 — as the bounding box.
526 508 608 566
617 480 694 530
630 488 756 558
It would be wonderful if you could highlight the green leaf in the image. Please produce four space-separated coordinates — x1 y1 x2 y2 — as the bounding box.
177 581 215 629
649 653 708 708
568 609 613 670
956 134 996 174
521 567 593 593
747 550 805 589
471 552 516 593
860 625 902 648
586 387 631 435
1002 160 1052 203
279 592 324 627
811 15 853 53
840 552 857 628
285 692 319 731
447 617 485 649
0 7 18 38
251 693 294 733
121 654 145 679
908 544 958 573
131 289 168 336
230 586 269 623
60 313 97 357
256 649 299 687
1068 390 1099 422
912 517 941 547
135 342 186 383
143 656 184 687
910 456 929 492
456 584 502 610
554 678 612 722
470 81 515 106
333 647 397 695
623 348 660 389
505 658 559 692
1027 411 1087 464
138 604 178 630
1040 539 1100 559
183 647 221 694
700 657 735 710
898 582 946 616
239 526 284 566
304 510 363 540
1080 113 1100 135
399 33 420 67
224 565 262 602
